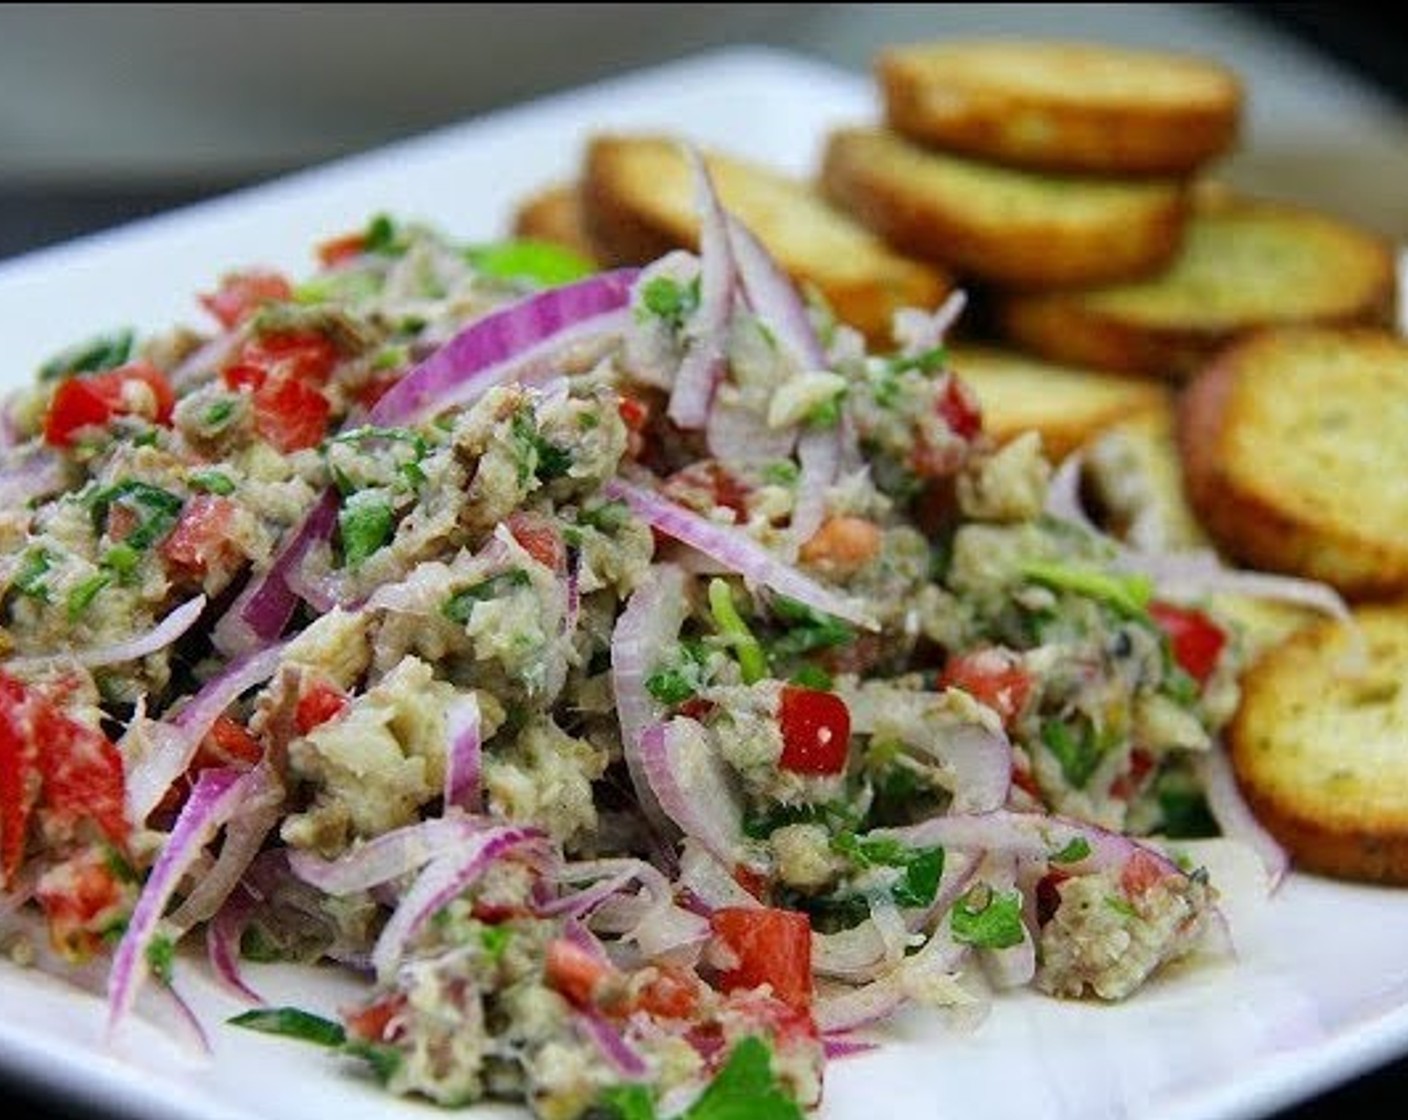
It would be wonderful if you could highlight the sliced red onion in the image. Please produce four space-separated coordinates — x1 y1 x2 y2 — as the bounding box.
443 692 483 815
166 763 283 933
823 1033 879 1060
891 290 968 356
541 858 668 920
605 478 876 629
813 922 971 1034
6 594 206 673
206 886 265 1005
108 766 255 1035
666 147 737 429
638 718 744 867
1195 747 1290 891
123 639 288 823
288 814 488 895
213 491 339 657
705 400 798 466
974 855 1036 991
169 324 247 390
676 839 758 913
610 562 692 833
372 825 548 981
574 1008 650 1080
726 216 827 370
907 721 1012 815
0 447 69 508
370 269 638 426
789 426 842 555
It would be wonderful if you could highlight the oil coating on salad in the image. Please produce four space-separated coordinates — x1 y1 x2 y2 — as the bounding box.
0 157 1342 1119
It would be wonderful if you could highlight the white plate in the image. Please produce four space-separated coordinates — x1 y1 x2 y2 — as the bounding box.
3 44 1408 1120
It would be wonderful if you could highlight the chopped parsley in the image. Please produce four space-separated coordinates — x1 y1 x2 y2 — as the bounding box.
638 275 701 331
338 494 395 569
188 469 236 496
950 883 1026 949
442 568 532 623
1040 719 1105 790
1020 560 1153 620
145 934 176 985
832 831 945 909
229 1006 348 1048
593 1037 803 1120
465 238 596 287
38 327 135 381
1049 836 1093 864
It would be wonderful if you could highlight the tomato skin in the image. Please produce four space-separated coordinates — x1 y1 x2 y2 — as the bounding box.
316 232 367 269
936 374 982 440
344 993 407 1044
777 686 851 775
160 494 239 580
545 937 613 1008
0 675 40 887
295 681 349 735
630 964 701 1020
238 330 339 386
43 362 175 448
1148 602 1226 685
35 847 130 959
1120 847 1168 899
200 269 293 330
507 511 564 571
939 647 1033 729
252 374 331 452
710 906 813 1012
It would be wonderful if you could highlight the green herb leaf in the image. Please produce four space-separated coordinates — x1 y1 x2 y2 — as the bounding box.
768 596 853 658
344 1039 403 1083
362 213 401 256
229 1006 347 1048
188 469 236 496
1050 836 1093 864
67 571 112 620
708 579 768 685
12 548 53 601
338 496 395 569
680 1036 803 1120
465 239 596 287
594 1084 659 1120
645 668 698 706
1020 560 1153 620
39 328 135 381
145 934 176 985
87 480 185 551
578 499 631 533
442 569 531 623
950 885 1026 949
640 275 701 331
1041 719 1105 790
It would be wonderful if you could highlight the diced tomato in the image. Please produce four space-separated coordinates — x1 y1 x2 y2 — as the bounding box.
35 847 130 959
316 232 367 269
732 863 770 901
1148 602 1226 686
1110 748 1155 802
295 681 349 735
206 716 264 766
0 671 128 888
617 395 649 433
43 362 176 448
710 906 813 1012
777 685 851 776
200 269 293 330
939 647 1033 729
160 494 239 580
1120 847 1169 900
629 964 701 1020
238 330 339 386
936 374 982 440
344 993 407 1044
251 374 331 452
545 937 614 1008
664 462 750 523
507 511 564 571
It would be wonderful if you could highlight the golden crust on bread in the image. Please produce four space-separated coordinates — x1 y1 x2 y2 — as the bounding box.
995 190 1397 380
510 181 600 263
879 38 1242 176
819 127 1189 289
1178 326 1408 600
1229 602 1408 884
948 342 1168 462
579 134 953 343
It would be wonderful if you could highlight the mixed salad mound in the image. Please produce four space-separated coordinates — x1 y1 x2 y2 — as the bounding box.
0 162 1333 1118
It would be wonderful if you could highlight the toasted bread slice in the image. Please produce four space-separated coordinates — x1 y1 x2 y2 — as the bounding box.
580 134 953 343
1229 602 1408 883
949 343 1168 462
819 127 1189 289
511 181 600 263
879 39 1242 176
1178 326 1408 600
1081 406 1319 662
996 190 1397 380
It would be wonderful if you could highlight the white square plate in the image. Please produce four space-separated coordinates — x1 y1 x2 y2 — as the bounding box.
2 45 1408 1120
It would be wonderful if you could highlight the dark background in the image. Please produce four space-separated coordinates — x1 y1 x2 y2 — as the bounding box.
1 3 1406 1118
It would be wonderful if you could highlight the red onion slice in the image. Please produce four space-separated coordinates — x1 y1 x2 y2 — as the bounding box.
605 478 876 629
610 563 692 833
6 594 206 673
443 693 483 815
107 766 255 1036
371 825 548 981
726 216 827 370
666 147 737 429
638 718 744 867
574 1009 650 1080
1195 747 1290 891
0 447 69 509
813 922 971 1034
370 269 638 426
891 291 968 356
206 886 265 1005
288 814 488 895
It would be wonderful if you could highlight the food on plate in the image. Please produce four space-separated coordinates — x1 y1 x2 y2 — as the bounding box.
0 150 1335 1118
1178 325 1408 599
1229 603 1408 884
579 133 954 342
878 39 1243 176
513 182 601 265
948 342 1168 463
819 126 1190 289
995 189 1398 380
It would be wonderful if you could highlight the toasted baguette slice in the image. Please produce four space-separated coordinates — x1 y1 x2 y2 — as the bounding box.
1082 405 1319 663
879 39 1242 176
580 134 952 343
1178 326 1408 600
1229 602 1408 883
996 190 1397 380
949 343 1167 462
819 127 1188 289
511 181 600 263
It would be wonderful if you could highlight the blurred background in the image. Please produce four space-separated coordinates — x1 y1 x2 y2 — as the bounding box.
0 4 1406 1117
0 2 1405 260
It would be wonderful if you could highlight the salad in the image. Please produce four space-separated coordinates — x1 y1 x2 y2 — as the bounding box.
0 156 1343 1119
